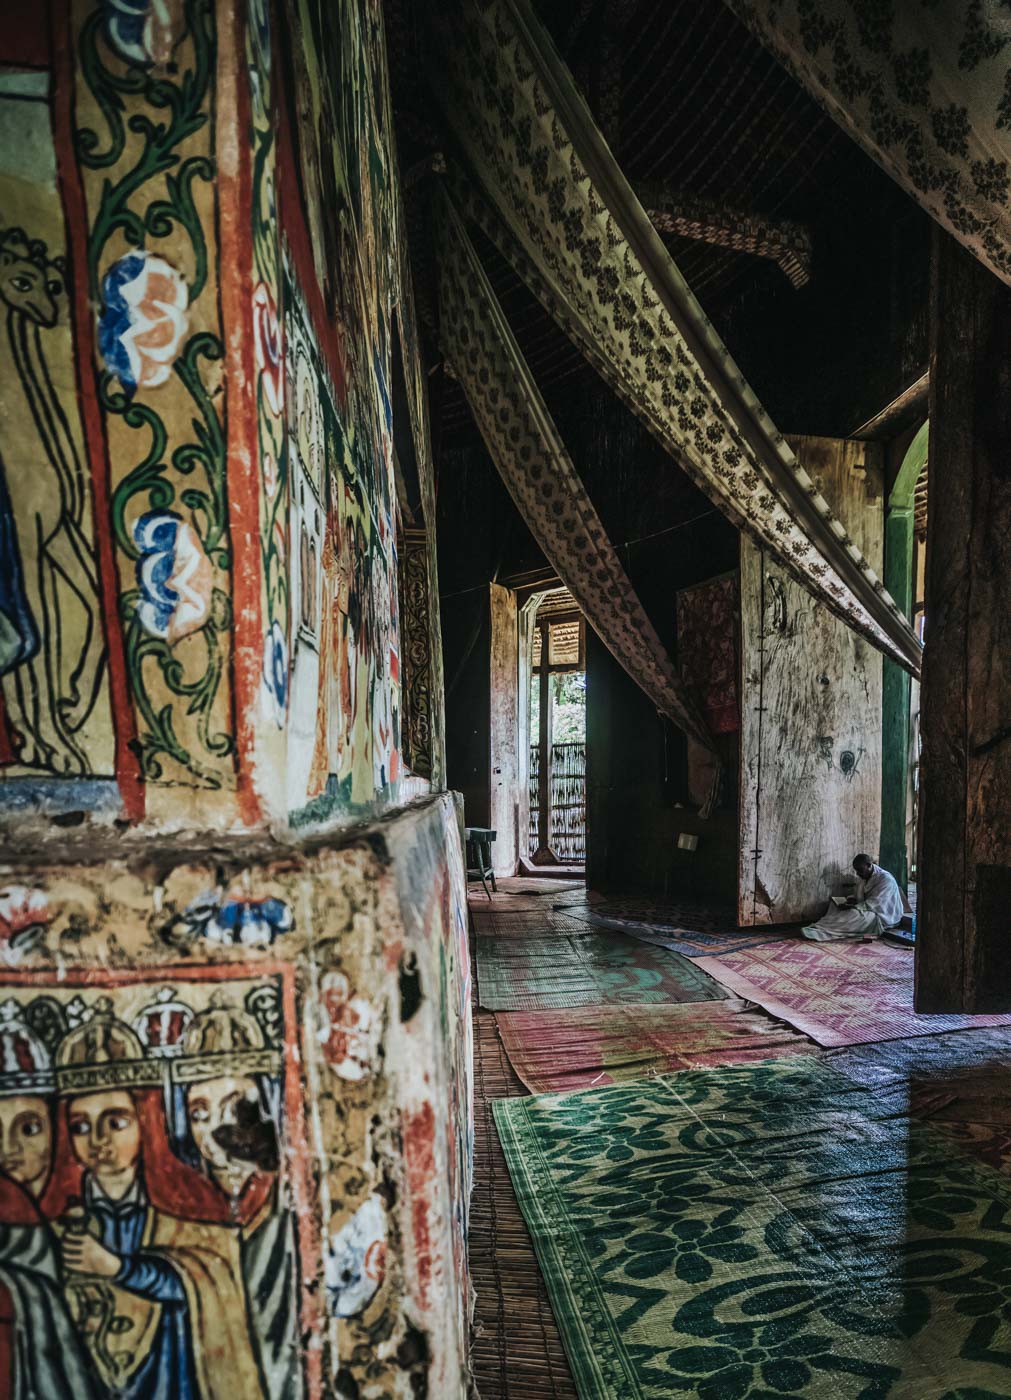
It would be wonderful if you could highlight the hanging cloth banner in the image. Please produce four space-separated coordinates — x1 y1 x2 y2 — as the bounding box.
428 0 922 678
721 0 1011 292
436 193 724 812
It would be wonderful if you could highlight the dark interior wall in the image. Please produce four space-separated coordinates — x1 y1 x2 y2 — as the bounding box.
715 169 930 438
548 389 741 896
437 431 543 827
433 149 930 891
437 369 742 893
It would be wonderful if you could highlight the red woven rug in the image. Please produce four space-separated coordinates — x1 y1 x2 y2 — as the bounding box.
696 939 1011 1047
496 998 816 1093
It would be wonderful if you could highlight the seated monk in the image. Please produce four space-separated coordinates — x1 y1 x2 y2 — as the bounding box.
802 854 905 943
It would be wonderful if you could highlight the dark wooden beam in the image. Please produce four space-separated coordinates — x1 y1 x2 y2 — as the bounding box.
850 372 929 442
916 229 1011 1012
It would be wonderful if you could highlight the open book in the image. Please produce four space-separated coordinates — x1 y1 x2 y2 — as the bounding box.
830 895 850 907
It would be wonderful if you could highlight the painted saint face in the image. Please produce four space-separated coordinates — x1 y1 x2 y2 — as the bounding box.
67 1090 141 1198
186 1075 260 1195
0 1094 52 1197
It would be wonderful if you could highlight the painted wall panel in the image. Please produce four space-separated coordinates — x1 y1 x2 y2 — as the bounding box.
0 791 470 1398
739 437 884 925
0 0 444 836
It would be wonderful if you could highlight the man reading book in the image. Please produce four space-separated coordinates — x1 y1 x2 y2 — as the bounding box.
801 854 905 942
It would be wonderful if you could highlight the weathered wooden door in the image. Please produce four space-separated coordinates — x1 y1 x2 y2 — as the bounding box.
738 438 885 926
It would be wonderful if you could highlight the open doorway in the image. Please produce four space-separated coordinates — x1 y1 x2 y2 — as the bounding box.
528 589 586 869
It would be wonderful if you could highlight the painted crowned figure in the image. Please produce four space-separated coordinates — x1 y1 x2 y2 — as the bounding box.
172 992 304 1400
0 999 103 1398
41 996 266 1400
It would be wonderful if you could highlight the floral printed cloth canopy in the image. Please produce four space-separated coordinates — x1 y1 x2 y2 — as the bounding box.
429 0 923 677
437 194 724 808
723 0 1011 292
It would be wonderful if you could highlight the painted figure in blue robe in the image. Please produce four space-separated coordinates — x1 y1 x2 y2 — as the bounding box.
43 1003 267 1400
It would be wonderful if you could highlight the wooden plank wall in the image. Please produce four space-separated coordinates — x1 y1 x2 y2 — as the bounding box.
738 437 885 925
489 582 520 876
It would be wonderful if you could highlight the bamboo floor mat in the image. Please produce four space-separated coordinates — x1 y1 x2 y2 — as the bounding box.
470 1006 578 1400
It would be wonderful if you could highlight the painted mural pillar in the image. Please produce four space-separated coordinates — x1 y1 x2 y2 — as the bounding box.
0 0 452 835
0 2 468 1396
917 230 1011 1013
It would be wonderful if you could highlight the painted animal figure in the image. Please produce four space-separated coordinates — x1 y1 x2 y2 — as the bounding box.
0 229 106 774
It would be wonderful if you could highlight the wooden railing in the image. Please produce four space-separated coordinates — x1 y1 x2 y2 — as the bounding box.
529 741 586 863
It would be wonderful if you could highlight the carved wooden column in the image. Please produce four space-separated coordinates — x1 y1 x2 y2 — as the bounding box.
916 230 1011 1012
398 527 434 779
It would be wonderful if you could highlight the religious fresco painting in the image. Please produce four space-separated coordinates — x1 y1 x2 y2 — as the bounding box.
0 59 116 798
276 0 406 826
73 0 235 805
0 4 462 1392
0 788 470 1396
0 0 438 830
0 968 310 1400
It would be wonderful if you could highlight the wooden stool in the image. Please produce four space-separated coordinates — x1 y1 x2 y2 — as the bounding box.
465 827 497 899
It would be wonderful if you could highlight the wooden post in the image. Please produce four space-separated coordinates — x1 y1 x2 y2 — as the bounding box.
531 619 558 864
879 506 913 891
880 422 928 895
916 229 1011 1012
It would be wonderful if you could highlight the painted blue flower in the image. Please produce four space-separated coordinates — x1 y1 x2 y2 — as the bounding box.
262 620 288 726
99 251 188 395
207 897 293 947
104 0 174 66
133 510 212 642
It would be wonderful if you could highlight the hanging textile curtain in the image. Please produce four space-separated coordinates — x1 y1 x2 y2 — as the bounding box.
427 0 922 678
436 193 724 813
721 0 1011 292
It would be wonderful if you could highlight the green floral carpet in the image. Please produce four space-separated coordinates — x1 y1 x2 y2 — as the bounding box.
476 930 726 1010
494 1056 1011 1399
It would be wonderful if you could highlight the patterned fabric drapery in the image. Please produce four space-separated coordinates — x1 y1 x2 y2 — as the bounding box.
722 0 1011 291
428 0 922 678
436 194 724 811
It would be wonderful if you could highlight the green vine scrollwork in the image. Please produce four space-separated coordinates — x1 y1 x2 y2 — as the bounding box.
76 0 234 788
247 0 290 697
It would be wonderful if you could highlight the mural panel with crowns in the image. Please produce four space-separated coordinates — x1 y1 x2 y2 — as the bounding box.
0 969 311 1400
0 789 471 1396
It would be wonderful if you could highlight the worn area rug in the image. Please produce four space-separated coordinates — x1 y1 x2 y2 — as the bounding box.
556 894 737 928
578 916 793 958
477 930 726 1011
494 1056 1011 1399
497 999 816 1093
829 1028 1011 1174
558 895 792 956
695 938 1011 1047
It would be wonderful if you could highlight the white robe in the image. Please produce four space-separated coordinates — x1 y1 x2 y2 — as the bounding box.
802 864 905 942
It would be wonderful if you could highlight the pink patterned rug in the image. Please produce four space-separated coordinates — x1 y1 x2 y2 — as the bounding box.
496 999 815 1093
696 939 1011 1048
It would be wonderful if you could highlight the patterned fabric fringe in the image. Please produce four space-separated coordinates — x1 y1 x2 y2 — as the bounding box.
429 0 922 675
723 0 1011 292
437 192 724 812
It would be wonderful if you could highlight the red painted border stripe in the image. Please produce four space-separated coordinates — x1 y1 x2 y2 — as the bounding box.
272 10 347 401
217 0 264 827
50 1 144 821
